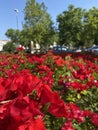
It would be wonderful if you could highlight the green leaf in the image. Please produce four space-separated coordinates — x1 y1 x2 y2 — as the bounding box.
81 90 88 95
73 123 82 130
41 102 51 113
77 93 81 99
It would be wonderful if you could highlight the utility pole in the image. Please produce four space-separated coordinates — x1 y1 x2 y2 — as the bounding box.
14 9 19 29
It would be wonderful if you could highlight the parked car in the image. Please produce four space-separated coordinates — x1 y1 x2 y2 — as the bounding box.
53 45 68 53
85 46 98 53
73 47 82 52
73 48 82 52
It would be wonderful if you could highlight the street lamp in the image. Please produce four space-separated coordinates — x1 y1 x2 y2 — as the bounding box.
14 9 19 29
14 9 19 46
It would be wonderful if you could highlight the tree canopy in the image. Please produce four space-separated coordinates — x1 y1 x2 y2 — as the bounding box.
57 5 98 48
5 2 98 48
23 0 57 45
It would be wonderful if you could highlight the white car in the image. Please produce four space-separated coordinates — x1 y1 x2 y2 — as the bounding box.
86 46 98 53
74 49 82 52
73 48 82 52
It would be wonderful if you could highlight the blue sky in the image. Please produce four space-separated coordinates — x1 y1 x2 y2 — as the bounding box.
0 0 98 40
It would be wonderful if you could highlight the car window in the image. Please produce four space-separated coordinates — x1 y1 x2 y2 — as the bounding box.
92 47 98 49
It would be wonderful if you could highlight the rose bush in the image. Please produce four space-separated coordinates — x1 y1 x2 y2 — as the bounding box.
0 51 98 130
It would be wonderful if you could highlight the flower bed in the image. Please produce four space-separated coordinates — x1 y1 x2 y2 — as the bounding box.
0 51 98 130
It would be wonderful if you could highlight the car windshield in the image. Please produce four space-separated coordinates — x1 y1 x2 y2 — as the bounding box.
92 46 98 49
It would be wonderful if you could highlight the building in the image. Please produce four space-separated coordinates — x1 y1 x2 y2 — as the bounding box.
0 40 10 51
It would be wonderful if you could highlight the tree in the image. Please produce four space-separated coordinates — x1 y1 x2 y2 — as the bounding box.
57 5 98 48
3 42 16 53
57 5 85 47
83 7 98 47
5 29 21 45
23 0 57 45
5 0 58 50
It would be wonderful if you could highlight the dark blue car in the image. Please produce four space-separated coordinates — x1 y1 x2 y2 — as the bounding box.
53 45 72 53
53 46 67 52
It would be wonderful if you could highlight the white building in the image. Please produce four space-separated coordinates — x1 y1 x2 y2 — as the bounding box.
0 40 10 51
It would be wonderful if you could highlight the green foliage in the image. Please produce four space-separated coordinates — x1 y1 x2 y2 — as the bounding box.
3 42 16 53
5 2 98 49
23 0 57 45
73 120 96 130
84 7 98 46
57 5 85 47
44 114 66 130
5 0 58 48
57 4 98 47
5 29 21 45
